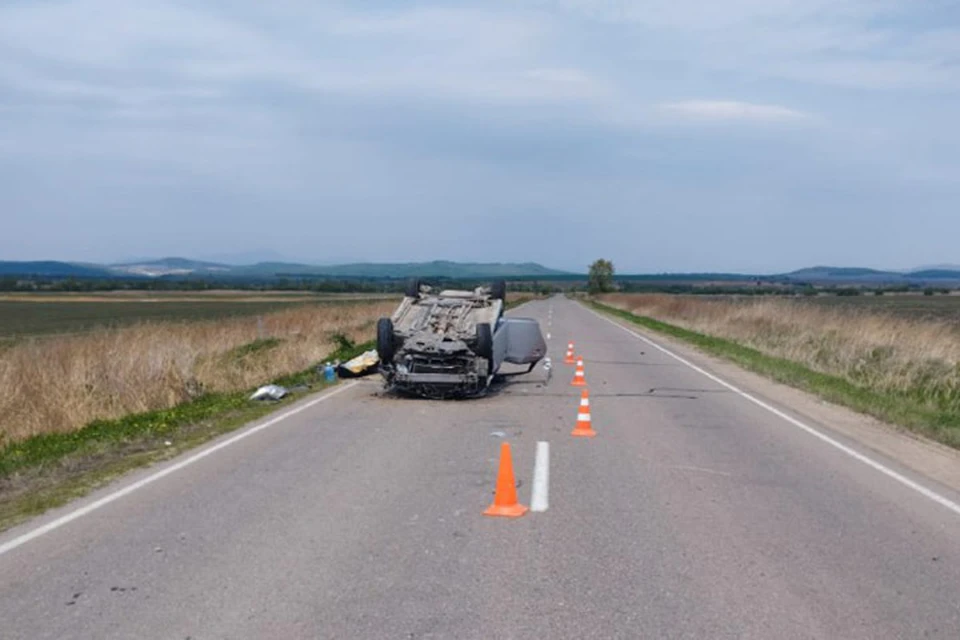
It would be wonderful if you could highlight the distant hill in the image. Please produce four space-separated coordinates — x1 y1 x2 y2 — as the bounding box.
782 266 899 280
110 258 231 277
778 266 960 285
123 258 570 279
112 257 228 270
907 269 960 280
20 257 571 280
3 257 958 285
910 264 960 273
1 257 566 280
616 272 760 282
257 260 567 278
0 261 113 278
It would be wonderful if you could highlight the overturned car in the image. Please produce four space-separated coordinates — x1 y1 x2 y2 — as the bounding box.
376 280 547 398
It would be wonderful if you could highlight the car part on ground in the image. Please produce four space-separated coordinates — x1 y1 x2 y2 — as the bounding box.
249 383 312 401
250 384 288 401
337 349 380 378
376 280 546 399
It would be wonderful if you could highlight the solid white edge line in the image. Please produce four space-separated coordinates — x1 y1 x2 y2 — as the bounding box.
0 381 360 557
531 441 550 512
587 305 960 519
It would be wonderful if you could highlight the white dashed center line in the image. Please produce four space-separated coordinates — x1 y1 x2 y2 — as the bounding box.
531 441 550 512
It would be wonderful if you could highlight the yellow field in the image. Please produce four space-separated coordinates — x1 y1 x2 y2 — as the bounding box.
0 300 396 443
599 294 960 401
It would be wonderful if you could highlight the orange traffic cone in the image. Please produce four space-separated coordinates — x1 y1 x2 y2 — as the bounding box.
483 442 529 518
571 389 596 438
564 342 576 365
570 358 587 387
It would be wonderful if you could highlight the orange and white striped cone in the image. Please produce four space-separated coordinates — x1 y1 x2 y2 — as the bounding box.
564 343 576 365
570 358 587 387
571 389 596 438
483 442 529 518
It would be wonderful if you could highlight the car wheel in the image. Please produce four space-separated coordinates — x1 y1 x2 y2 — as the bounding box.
405 278 422 298
490 280 506 301
475 323 493 360
377 318 396 363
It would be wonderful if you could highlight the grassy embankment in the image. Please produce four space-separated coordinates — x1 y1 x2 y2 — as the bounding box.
594 294 960 448
0 299 396 531
0 292 539 530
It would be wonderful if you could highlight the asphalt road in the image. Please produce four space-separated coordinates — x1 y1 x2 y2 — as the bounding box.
2 297 959 639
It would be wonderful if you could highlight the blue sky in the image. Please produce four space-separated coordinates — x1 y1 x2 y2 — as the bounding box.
1 0 958 272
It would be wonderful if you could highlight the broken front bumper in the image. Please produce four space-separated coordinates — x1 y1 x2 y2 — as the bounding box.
393 371 481 385
382 352 491 397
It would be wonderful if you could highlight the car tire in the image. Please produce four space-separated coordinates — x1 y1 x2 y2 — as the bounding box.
405 278 422 298
490 280 507 301
475 323 493 360
377 318 396 363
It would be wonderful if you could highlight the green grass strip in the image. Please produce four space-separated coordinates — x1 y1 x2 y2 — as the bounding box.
591 301 960 449
0 337 374 478
0 298 535 530
2 300 533 482
0 338 378 531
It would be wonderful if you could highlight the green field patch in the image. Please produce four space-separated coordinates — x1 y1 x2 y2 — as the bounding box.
223 337 283 362
0 296 389 339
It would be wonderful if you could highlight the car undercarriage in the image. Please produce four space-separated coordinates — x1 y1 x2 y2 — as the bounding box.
376 280 546 399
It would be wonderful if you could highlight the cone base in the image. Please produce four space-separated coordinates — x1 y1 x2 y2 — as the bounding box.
564 358 575 365
483 503 529 518
571 427 597 438
571 380 587 387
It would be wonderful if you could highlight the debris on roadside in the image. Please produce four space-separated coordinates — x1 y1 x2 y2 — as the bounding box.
249 384 289 401
337 349 380 378
322 361 338 382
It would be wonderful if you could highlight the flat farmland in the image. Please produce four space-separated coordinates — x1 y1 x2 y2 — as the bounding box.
0 292 396 339
598 292 960 446
802 293 960 323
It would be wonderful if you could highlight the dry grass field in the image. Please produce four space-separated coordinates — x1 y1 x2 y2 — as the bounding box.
0 300 396 444
598 294 960 420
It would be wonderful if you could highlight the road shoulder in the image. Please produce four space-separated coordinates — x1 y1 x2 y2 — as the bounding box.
589 301 960 497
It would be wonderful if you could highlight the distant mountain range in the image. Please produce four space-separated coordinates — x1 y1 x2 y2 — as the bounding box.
775 266 960 284
910 264 960 272
0 258 569 280
1 258 959 284
0 261 115 278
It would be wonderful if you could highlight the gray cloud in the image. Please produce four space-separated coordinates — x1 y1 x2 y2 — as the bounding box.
1 0 958 272
657 100 813 122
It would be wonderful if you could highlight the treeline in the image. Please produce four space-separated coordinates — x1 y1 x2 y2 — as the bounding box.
3 276 952 297
615 282 956 296
0 275 566 295
0 276 400 293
